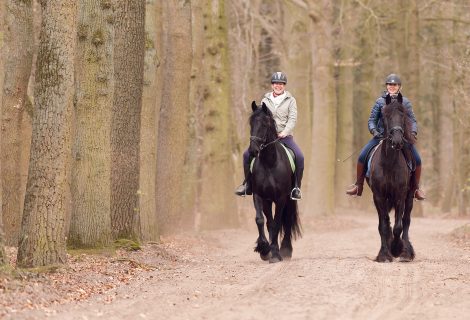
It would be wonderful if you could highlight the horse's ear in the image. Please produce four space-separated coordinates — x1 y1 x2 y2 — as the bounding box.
261 102 269 113
385 94 392 105
397 92 403 104
251 101 258 112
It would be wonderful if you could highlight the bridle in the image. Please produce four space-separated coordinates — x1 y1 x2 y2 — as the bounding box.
387 125 407 150
250 122 280 152
250 134 280 151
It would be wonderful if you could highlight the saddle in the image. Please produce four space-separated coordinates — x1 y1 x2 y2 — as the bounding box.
250 142 296 173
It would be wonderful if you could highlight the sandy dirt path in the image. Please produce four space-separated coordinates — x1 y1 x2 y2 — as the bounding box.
11 212 470 320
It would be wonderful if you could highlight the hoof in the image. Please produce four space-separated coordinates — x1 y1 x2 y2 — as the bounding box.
269 255 282 263
280 247 292 259
399 256 413 263
375 252 393 263
260 252 271 261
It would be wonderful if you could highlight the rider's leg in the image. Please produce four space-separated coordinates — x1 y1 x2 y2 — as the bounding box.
235 149 252 196
411 145 426 200
346 138 379 196
280 136 304 200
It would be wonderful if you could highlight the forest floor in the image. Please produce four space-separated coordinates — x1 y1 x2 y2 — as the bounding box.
1 208 470 320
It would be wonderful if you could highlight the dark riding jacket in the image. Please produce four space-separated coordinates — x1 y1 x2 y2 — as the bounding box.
368 91 418 135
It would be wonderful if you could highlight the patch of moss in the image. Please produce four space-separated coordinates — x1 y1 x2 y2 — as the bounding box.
67 246 115 257
114 239 141 251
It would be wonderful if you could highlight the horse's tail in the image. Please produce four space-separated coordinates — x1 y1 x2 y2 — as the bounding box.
281 199 302 240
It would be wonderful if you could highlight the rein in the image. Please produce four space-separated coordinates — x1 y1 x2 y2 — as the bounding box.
250 135 281 152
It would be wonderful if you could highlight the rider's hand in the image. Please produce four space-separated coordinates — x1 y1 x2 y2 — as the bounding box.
372 129 383 139
278 132 287 138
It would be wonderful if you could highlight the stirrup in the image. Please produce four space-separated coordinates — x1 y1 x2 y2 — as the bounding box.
234 184 247 197
290 187 302 200
414 189 426 201
346 183 359 197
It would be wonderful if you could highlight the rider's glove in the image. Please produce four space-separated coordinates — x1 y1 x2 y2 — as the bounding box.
372 129 383 139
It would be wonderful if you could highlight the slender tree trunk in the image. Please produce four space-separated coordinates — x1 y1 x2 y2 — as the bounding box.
1 0 34 246
185 0 204 230
68 0 114 248
0 0 6 265
155 0 192 235
17 0 77 267
138 0 161 241
307 1 337 216
111 0 145 240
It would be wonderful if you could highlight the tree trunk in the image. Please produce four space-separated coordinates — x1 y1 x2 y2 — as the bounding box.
0 0 6 265
68 0 114 248
138 0 161 241
282 1 312 206
111 0 145 240
198 0 238 230
1 0 34 247
17 0 77 267
155 0 192 235
184 0 204 230
306 1 337 216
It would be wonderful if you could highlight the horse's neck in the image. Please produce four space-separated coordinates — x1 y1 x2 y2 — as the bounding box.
380 142 402 170
259 142 278 167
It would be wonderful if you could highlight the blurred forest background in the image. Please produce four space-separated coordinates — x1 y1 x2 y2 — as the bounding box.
0 0 469 267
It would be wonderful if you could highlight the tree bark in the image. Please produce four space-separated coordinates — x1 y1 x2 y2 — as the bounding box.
17 0 77 267
306 1 337 216
198 0 238 230
1 0 34 246
155 0 192 235
0 0 5 265
111 0 145 240
68 0 114 248
139 0 161 241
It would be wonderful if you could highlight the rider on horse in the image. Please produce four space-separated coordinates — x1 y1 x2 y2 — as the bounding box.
346 73 426 200
235 72 304 200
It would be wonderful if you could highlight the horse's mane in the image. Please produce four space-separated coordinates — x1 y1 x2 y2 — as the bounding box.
382 97 416 145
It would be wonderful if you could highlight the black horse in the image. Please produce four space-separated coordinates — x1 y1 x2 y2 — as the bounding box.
368 93 416 262
248 101 302 263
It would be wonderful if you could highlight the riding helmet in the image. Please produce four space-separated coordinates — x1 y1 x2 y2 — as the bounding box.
385 73 401 85
271 72 287 84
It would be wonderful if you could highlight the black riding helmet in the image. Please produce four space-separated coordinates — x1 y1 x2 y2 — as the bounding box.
385 73 401 85
271 72 287 84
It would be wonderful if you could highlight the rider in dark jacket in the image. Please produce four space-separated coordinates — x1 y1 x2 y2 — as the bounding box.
346 74 426 200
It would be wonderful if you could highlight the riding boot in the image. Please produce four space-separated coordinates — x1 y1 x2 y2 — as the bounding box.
234 161 252 196
413 165 426 200
291 167 303 200
346 162 365 196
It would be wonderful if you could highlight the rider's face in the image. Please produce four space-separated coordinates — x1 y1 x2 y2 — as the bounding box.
386 83 400 94
272 82 285 95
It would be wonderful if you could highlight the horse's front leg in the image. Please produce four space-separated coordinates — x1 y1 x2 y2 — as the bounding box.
269 199 286 263
391 200 405 257
373 196 393 262
400 192 415 262
253 195 270 260
263 200 274 243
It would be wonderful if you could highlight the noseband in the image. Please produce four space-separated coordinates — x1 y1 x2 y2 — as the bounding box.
388 125 405 150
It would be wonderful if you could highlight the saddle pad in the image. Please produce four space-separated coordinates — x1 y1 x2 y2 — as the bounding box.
250 143 296 173
366 142 382 178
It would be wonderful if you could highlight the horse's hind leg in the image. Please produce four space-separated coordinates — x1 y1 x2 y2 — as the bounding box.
391 202 405 257
253 196 270 260
400 193 415 262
